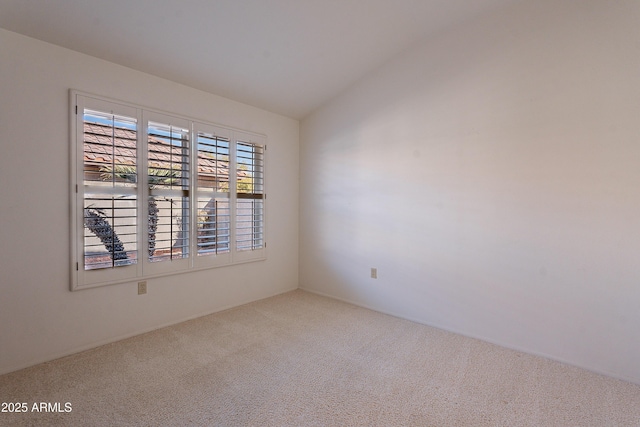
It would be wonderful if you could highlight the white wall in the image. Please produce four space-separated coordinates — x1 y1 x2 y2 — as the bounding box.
300 0 640 384
0 29 299 375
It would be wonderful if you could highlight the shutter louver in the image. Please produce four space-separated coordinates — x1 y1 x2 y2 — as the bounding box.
147 121 190 262
196 132 231 256
82 110 138 270
236 141 264 251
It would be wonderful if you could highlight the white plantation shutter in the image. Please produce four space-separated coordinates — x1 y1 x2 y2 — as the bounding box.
71 91 267 290
235 135 266 262
73 96 142 288
83 111 138 269
144 113 191 274
193 123 233 267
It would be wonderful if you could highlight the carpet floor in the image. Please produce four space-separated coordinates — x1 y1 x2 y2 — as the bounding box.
1 289 639 426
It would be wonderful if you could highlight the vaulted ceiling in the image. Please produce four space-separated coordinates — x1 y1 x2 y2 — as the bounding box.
0 0 520 119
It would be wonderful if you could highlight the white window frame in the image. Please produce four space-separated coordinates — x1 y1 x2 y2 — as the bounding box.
70 91 266 291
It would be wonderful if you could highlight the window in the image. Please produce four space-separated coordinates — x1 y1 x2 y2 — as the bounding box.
71 92 266 290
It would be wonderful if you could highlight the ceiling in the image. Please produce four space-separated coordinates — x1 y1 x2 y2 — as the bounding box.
0 0 519 119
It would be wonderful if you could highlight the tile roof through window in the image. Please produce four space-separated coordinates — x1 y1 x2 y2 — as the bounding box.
83 122 247 178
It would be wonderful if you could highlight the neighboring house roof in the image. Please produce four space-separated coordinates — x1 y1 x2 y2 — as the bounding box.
83 122 244 178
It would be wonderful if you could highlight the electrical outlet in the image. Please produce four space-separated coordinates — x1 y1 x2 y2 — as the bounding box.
138 281 147 295
371 268 377 279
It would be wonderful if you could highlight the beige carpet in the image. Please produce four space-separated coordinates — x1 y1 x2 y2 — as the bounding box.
1 290 639 426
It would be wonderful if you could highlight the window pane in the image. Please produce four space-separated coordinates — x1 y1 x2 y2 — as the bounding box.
83 110 137 187
197 197 230 255
196 131 230 256
82 108 138 271
197 133 230 192
83 194 137 270
236 142 264 195
148 121 189 191
147 121 190 263
148 196 189 262
236 198 264 251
